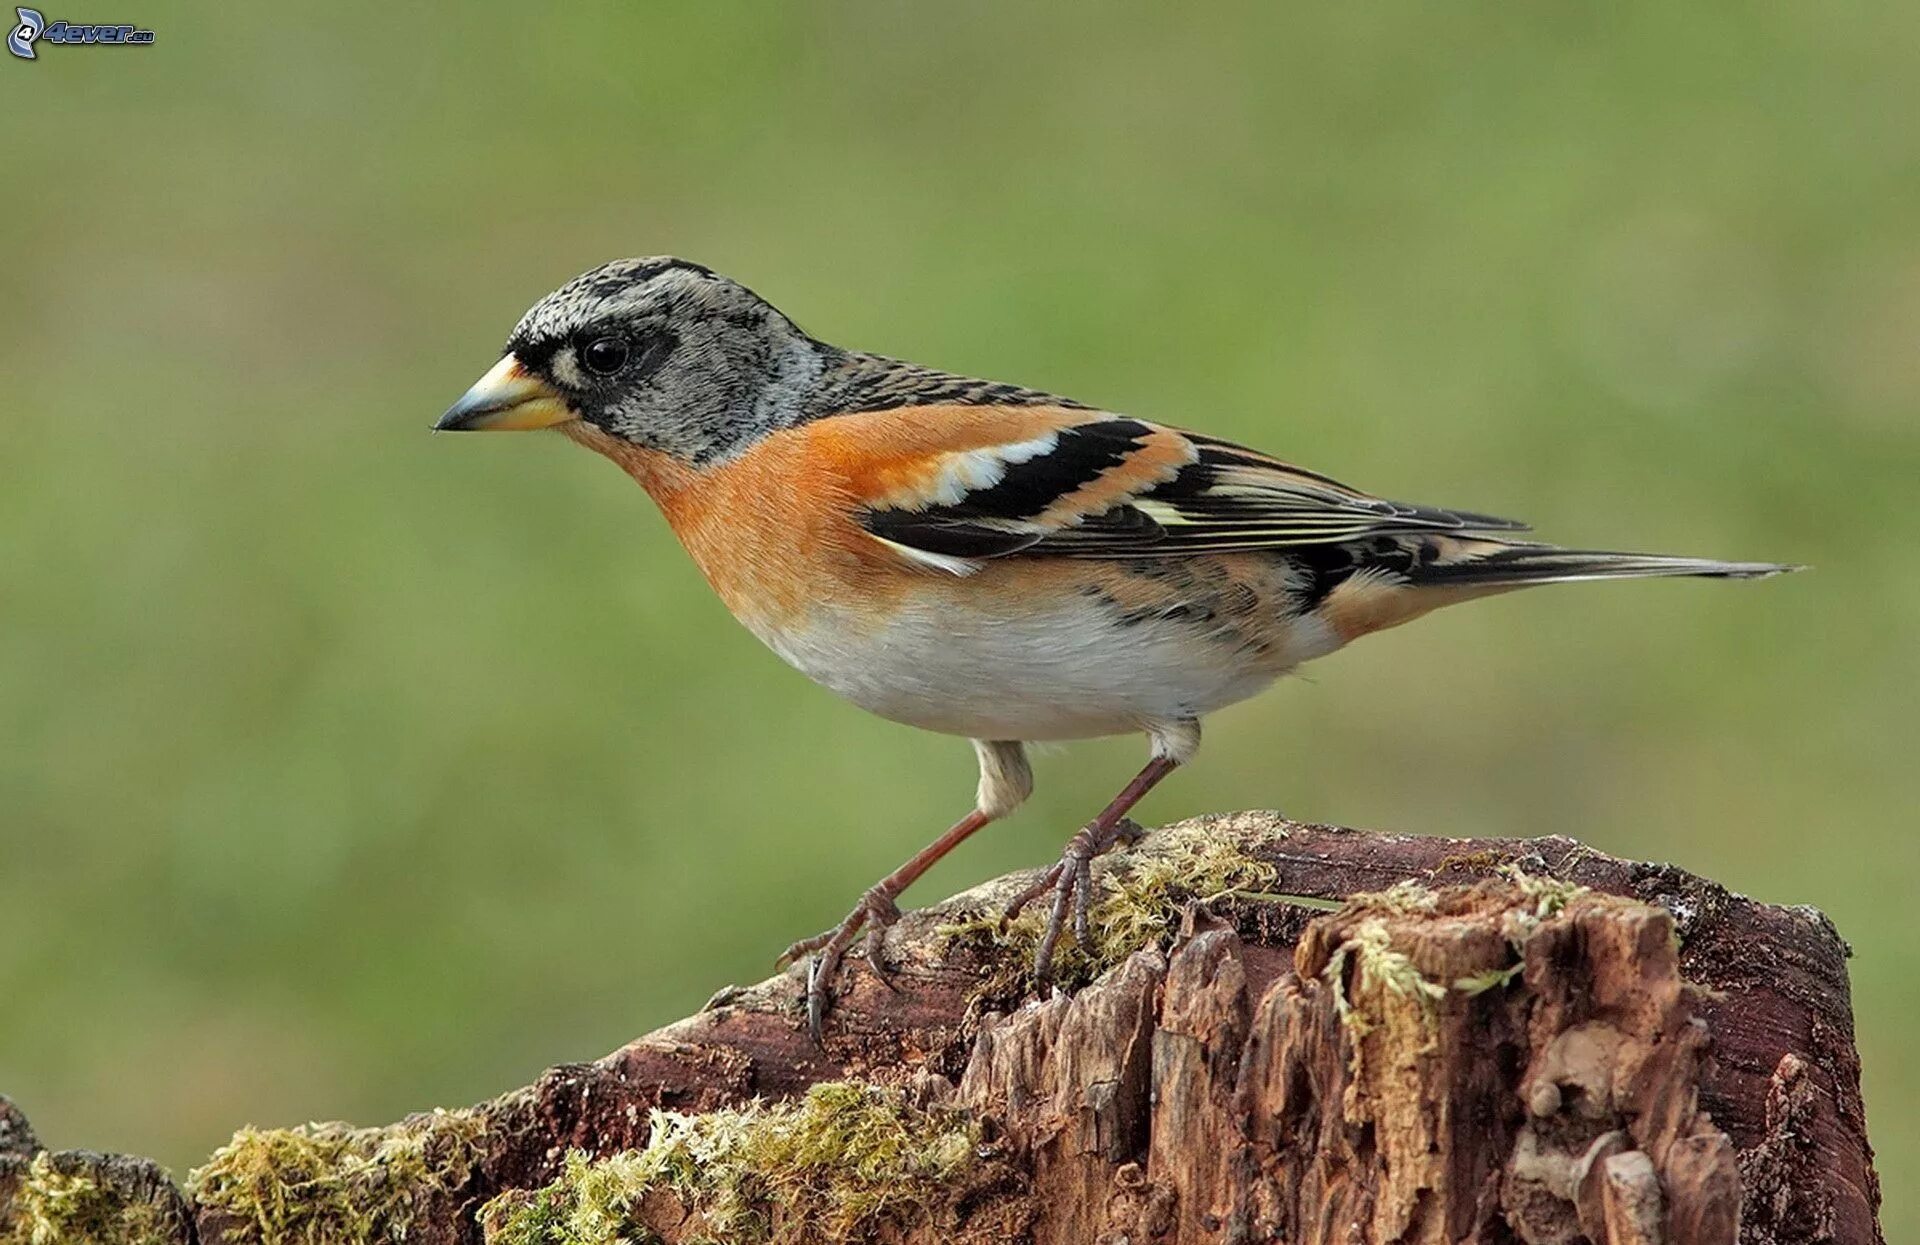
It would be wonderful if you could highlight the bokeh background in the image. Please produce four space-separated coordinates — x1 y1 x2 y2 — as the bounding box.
3 1 1915 1230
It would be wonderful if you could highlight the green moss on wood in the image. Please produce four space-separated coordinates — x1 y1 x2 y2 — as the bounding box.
1322 870 1604 1077
1346 878 1441 917
1451 962 1526 995
1322 915 1448 1039
185 1108 483 1245
941 820 1281 990
1501 866 1588 921
481 1082 978 1245
0 1153 170 1245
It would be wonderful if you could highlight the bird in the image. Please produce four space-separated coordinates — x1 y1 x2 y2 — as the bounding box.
435 256 1795 1037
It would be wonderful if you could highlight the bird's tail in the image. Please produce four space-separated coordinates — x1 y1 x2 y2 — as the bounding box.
1409 541 1801 589
1305 536 1798 645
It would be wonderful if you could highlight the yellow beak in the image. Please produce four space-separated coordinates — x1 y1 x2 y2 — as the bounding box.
435 355 576 432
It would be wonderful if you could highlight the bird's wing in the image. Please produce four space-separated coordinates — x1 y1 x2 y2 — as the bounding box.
813 405 1528 571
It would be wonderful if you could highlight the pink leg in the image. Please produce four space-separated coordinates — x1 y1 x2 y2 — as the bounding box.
779 807 996 1040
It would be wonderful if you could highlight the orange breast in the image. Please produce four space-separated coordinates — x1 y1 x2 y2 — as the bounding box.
560 406 1207 642
562 421 901 633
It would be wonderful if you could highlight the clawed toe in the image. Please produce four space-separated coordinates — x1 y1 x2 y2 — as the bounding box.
785 749 1176 1039
777 930 827 970
859 890 905 988
784 885 907 1042
999 861 1065 929
804 949 842 1042
1035 848 1099 982
1002 815 1148 982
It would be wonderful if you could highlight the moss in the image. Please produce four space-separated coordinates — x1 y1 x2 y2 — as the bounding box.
1325 870 1597 1065
1345 878 1440 917
1494 867 1592 958
185 1108 484 1245
0 1153 172 1245
1451 962 1526 995
940 821 1280 990
1501 866 1588 920
481 1082 978 1245
1322 917 1447 1039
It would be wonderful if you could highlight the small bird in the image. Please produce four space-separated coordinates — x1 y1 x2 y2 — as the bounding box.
437 257 1794 1036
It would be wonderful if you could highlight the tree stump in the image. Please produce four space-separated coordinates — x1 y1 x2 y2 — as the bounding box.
0 814 1882 1244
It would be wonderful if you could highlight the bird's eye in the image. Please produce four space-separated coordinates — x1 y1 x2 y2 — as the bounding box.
581 336 629 376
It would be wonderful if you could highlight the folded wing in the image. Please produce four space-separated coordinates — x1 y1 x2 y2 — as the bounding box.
849 411 1527 569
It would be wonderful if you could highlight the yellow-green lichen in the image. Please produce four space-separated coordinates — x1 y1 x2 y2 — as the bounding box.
0 1153 171 1245
481 1082 978 1245
941 821 1280 989
185 1108 484 1245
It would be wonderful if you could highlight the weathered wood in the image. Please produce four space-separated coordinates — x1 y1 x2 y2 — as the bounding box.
0 815 1882 1244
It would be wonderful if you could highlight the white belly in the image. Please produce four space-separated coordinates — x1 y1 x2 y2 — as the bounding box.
748 598 1332 741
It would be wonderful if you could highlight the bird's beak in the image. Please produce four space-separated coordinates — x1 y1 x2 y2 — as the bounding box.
435 355 576 432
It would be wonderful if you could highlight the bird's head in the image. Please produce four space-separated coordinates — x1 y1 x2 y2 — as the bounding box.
436 257 825 463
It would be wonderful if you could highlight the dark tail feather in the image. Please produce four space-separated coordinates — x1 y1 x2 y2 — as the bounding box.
1411 543 1802 589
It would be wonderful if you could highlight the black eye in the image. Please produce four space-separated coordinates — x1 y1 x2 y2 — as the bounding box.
581 336 629 376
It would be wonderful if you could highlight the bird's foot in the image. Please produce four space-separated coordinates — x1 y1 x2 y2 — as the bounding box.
1000 816 1146 982
777 883 904 1042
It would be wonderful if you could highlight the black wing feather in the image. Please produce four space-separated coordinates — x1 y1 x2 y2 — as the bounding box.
858 422 1527 564
859 421 1164 554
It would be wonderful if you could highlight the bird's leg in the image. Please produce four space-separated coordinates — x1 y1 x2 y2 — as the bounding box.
781 740 1031 1041
777 807 992 1040
1002 753 1183 981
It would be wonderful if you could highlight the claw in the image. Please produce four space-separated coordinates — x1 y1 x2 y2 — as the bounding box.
1015 815 1151 980
786 885 908 1041
862 934 896 991
1000 861 1063 929
859 889 904 991
777 935 820 972
806 949 839 1042
1033 868 1073 981
787 766 1170 1037
1072 855 1093 946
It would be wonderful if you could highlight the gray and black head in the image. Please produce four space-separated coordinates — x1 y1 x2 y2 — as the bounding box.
436 257 827 462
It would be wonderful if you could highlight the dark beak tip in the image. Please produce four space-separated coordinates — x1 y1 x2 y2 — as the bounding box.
433 404 485 433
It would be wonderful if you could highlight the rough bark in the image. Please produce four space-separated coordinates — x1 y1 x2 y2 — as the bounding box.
0 814 1881 1245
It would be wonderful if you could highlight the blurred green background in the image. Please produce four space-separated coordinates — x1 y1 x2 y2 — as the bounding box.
2 1 1914 1230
